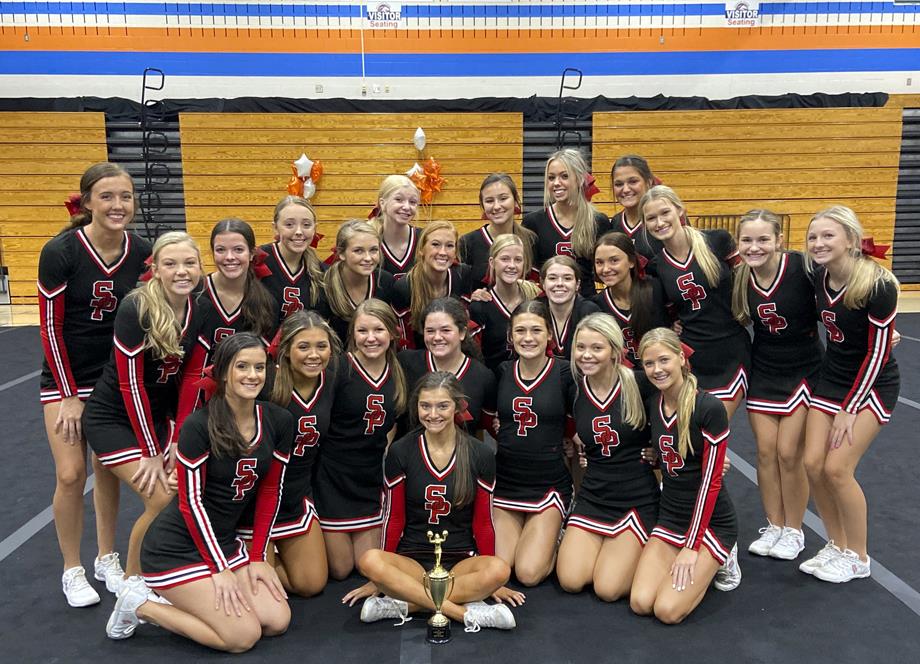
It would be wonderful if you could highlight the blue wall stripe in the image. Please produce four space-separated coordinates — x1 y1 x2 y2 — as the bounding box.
1 2 917 19
0 48 916 77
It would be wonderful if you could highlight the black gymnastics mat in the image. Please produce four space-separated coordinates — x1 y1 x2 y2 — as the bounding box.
2 321 920 663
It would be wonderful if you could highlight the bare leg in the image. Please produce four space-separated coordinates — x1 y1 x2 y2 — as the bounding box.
44 403 88 570
556 527 603 593
108 461 175 577
776 407 809 530
804 410 846 548
749 412 784 526
512 510 562 587
91 454 120 556
629 538 675 616
275 524 328 597
324 528 381 580
592 533 644 602
493 508 524 568
650 547 723 624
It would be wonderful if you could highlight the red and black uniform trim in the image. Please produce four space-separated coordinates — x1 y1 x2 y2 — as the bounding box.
591 278 670 366
390 264 473 349
257 242 323 327
469 287 519 371
140 402 292 589
199 274 279 357
38 228 151 403
610 210 663 268
316 269 395 345
379 225 421 279
541 295 601 361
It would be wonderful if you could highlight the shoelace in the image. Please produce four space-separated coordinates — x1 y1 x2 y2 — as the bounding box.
65 569 93 592
392 614 412 627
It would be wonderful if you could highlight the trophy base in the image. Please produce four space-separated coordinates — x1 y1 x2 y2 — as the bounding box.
426 620 452 644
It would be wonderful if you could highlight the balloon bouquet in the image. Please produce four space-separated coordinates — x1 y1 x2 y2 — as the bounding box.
288 153 323 199
406 127 446 220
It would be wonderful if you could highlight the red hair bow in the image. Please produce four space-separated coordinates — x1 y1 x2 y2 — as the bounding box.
194 365 218 402
251 247 273 279
454 398 474 425
582 173 601 202
266 327 283 361
652 176 663 186
621 351 635 369
64 193 82 217
367 205 381 221
635 254 649 281
860 237 889 260
545 338 558 357
323 246 339 267
679 341 695 370
139 255 154 282
310 232 324 250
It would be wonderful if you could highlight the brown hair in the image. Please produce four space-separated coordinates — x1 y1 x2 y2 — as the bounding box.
270 310 343 407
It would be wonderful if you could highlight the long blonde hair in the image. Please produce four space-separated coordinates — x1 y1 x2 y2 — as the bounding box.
273 195 324 306
543 148 600 260
571 313 645 429
487 234 541 300
271 310 342 407
638 185 722 288
349 298 407 414
134 231 201 360
638 327 698 459
805 205 899 309
371 174 420 234
406 220 459 331
323 220 380 321
731 210 784 326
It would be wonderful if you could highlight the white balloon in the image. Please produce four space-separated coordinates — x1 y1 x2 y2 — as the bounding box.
294 153 314 179
302 178 316 199
413 127 426 151
406 162 423 177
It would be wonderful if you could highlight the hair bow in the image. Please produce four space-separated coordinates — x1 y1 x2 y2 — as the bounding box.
64 193 82 217
251 247 273 279
860 237 889 261
454 398 474 425
194 365 218 402
635 254 649 281
582 173 601 202
545 337 558 358
266 327 283 361
652 176 663 186
323 246 339 267
139 255 154 282
310 232 324 249
620 350 635 369
367 205 381 221
679 342 694 370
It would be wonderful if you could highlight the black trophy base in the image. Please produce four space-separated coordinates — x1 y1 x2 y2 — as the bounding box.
426 620 451 644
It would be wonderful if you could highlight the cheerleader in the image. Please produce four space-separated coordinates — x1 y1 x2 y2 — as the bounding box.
592 231 669 366
640 185 750 420
398 298 496 436
201 218 277 351
609 155 663 262
370 175 421 278
800 206 899 583
539 256 600 361
460 173 536 286
319 219 394 344
83 232 210 583
313 299 408 579
522 148 611 296
731 211 822 560
469 234 541 370
391 220 473 349
106 333 292 652
343 372 520 632
493 300 576 586
630 328 738 624
556 314 658 601
38 162 150 606
259 195 325 324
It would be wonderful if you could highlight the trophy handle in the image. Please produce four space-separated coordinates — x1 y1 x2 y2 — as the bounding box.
446 573 455 601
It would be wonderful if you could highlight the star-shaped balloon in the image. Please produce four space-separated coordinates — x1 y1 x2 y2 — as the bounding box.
294 153 314 179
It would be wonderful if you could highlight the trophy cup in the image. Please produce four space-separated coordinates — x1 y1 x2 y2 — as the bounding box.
422 530 455 644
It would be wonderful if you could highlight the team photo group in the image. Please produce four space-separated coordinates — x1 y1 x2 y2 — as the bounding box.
38 147 899 652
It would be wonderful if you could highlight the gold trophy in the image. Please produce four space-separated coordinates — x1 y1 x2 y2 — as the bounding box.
422 530 455 644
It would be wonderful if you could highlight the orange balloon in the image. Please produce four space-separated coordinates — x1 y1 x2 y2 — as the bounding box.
287 164 304 196
310 160 324 183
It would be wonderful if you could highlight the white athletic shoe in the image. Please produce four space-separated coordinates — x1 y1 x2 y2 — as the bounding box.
769 527 805 561
94 552 126 595
106 576 148 640
713 543 742 592
360 596 411 626
748 523 783 556
798 540 842 575
463 602 516 633
62 566 101 608
813 549 871 583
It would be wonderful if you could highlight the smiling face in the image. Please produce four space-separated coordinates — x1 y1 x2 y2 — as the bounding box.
738 219 782 270
612 165 649 212
422 229 457 273
289 328 333 381
352 313 391 361
490 244 525 286
806 216 853 268
641 342 684 393
594 244 633 289
342 231 380 277
546 159 573 204
423 311 464 361
511 312 550 360
417 386 457 436
480 180 516 226
153 242 201 299
573 328 614 378
542 263 578 305
274 204 316 257
211 232 252 281
643 197 682 242
381 186 419 227
85 174 135 233
224 346 267 402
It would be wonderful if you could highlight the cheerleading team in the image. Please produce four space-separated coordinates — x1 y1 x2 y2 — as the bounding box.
38 163 151 606
106 333 292 653
800 206 900 583
343 372 520 632
370 175 422 278
731 210 822 561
